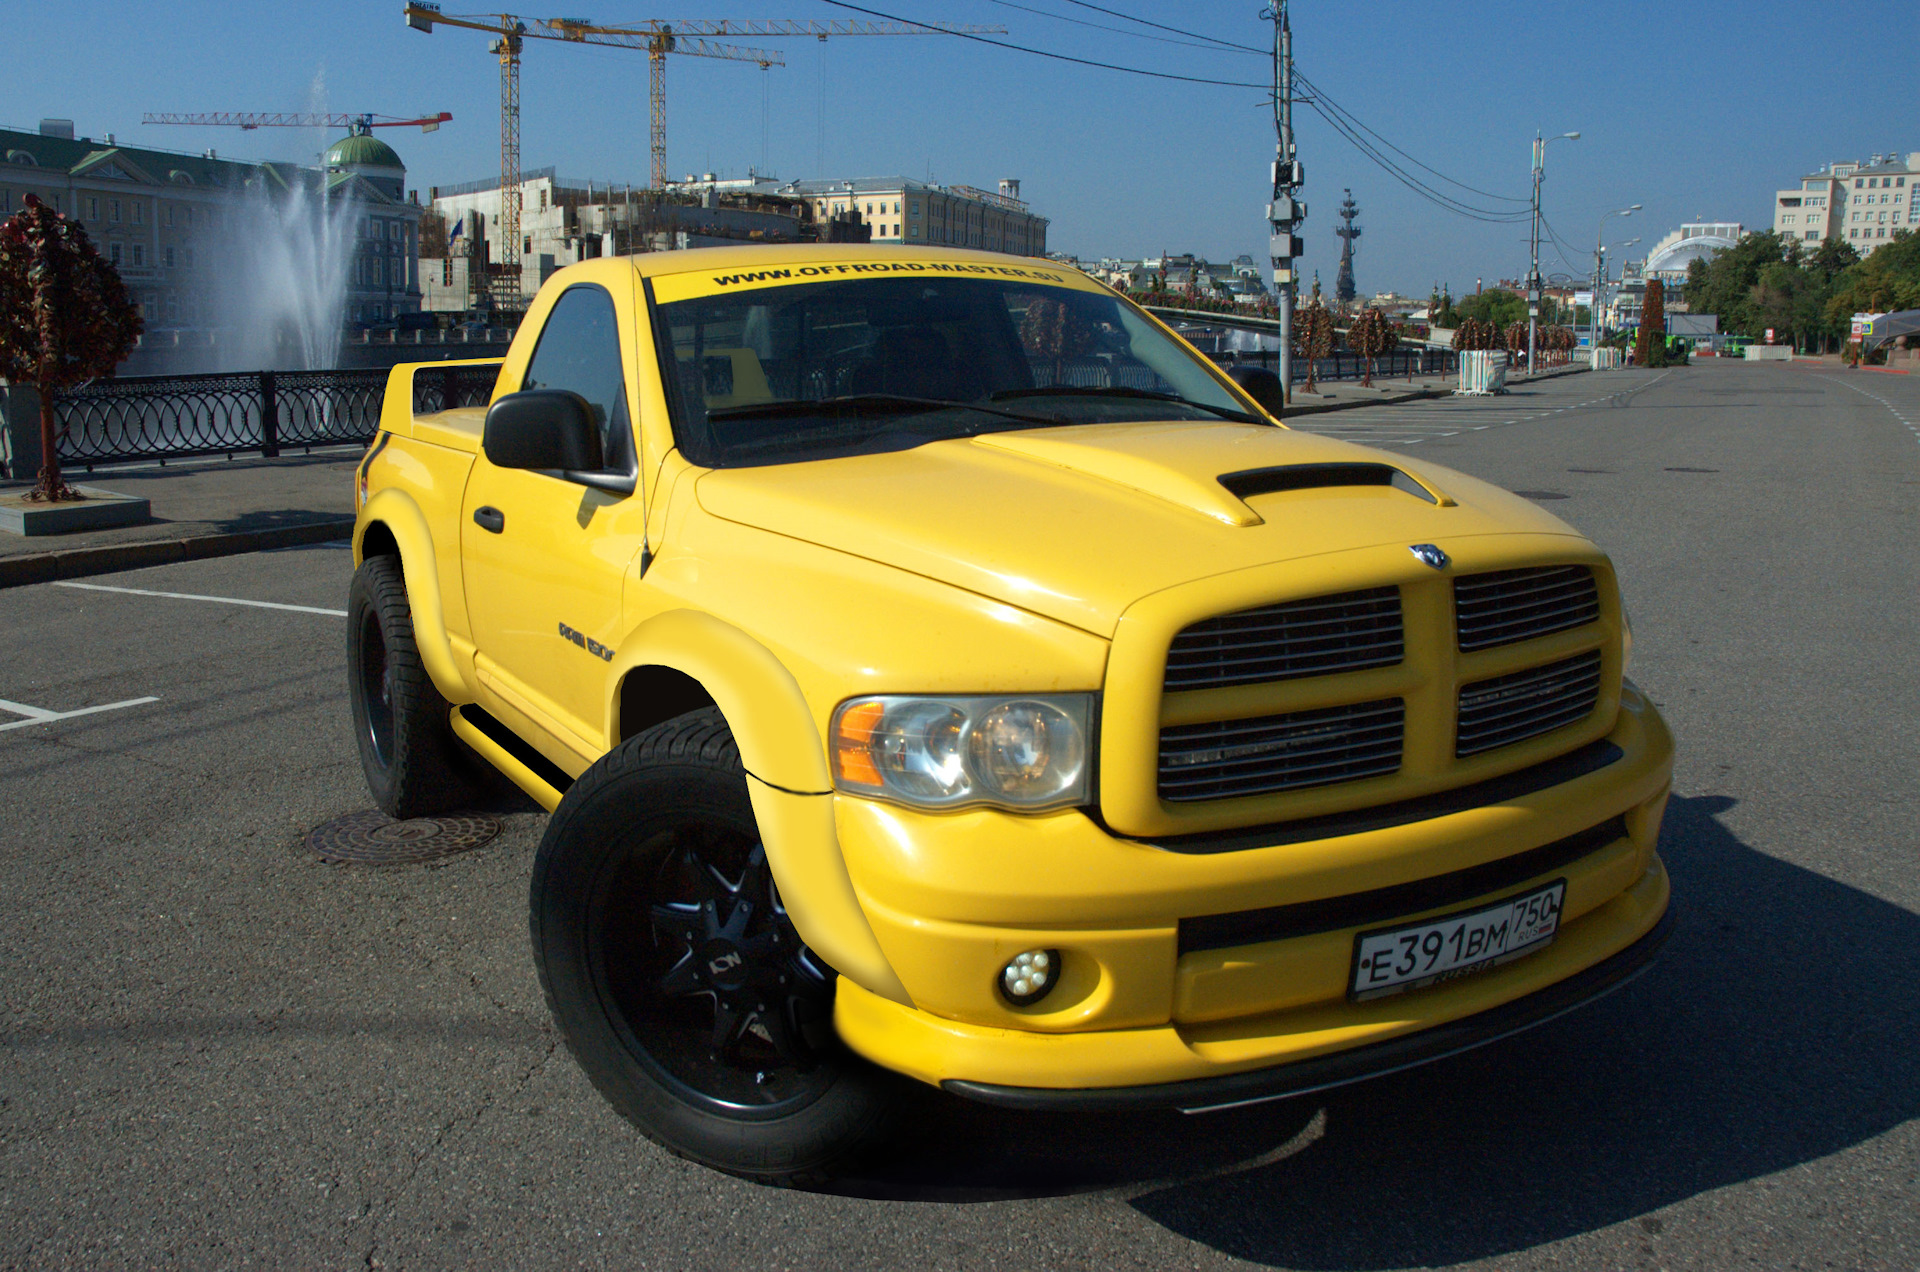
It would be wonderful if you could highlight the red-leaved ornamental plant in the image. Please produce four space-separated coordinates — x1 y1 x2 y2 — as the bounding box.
1292 295 1335 392
0 194 144 501
1348 306 1397 386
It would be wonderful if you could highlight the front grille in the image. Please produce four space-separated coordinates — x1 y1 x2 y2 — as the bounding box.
1454 566 1600 651
1164 586 1403 691
1160 698 1404 802
1456 650 1602 757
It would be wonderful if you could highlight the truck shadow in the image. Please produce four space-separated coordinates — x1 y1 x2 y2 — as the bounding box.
825 794 1920 1265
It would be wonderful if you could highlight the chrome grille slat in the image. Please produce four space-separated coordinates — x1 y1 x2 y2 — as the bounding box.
1175 636 1406 674
1159 698 1405 801
1161 727 1406 775
1454 566 1600 651
1167 707 1404 743
1455 678 1601 730
1165 586 1403 691
1456 651 1602 757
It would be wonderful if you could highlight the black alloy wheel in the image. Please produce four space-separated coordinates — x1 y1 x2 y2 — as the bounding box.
595 827 838 1113
532 708 900 1183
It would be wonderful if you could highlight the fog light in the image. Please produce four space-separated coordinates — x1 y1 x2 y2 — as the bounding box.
999 948 1060 1007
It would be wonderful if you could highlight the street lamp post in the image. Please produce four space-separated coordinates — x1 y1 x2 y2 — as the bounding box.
1591 205 1641 352
1529 131 1578 375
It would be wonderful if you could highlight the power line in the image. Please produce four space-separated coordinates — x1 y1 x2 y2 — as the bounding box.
1294 70 1527 204
981 0 1263 54
814 0 1269 87
1300 91 1531 223
1050 0 1267 54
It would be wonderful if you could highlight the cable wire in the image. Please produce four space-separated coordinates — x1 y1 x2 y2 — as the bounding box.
1294 70 1527 205
981 0 1263 54
1050 0 1268 54
814 0 1270 87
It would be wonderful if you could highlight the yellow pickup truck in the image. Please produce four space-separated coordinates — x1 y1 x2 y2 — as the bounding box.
349 246 1673 1184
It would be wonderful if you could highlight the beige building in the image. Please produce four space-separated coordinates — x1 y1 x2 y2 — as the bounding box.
1773 163 1849 245
1775 152 1918 253
668 174 1047 256
1835 152 1918 253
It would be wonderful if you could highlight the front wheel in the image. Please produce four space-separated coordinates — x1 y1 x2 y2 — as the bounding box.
530 708 900 1185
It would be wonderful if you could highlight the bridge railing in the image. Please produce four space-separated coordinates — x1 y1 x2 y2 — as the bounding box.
49 367 497 470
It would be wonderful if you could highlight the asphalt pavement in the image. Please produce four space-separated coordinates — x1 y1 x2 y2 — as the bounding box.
1 361 1915 1269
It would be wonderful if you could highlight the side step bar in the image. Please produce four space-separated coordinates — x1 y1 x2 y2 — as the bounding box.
448 704 571 812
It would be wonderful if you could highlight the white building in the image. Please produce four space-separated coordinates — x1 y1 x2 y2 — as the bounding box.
1643 222 1747 285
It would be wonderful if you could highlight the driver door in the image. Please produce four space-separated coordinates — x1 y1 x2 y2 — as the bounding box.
461 279 647 767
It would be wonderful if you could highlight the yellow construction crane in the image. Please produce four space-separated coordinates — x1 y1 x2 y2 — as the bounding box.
402 4 1003 308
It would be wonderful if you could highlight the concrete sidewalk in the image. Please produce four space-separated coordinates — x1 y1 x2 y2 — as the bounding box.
0 448 361 588
1282 361 1587 416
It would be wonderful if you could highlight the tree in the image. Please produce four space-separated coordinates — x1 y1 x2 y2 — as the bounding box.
0 195 143 501
1348 306 1396 386
1825 229 1920 328
1293 295 1336 392
1637 277 1666 367
1452 287 1527 331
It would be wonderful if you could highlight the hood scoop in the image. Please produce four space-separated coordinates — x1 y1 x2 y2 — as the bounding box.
971 430 1262 525
1219 462 1452 507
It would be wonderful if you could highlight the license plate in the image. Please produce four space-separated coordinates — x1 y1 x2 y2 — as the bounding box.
1350 880 1567 1001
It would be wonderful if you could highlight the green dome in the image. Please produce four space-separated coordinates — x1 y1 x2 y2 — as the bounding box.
325 133 404 172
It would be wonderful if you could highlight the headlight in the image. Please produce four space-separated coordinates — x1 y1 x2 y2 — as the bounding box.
831 694 1094 811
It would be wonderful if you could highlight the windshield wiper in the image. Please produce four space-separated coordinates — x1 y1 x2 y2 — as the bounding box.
708 394 1061 429
990 385 1256 422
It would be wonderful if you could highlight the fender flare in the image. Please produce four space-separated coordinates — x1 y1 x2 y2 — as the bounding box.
354 491 474 703
608 609 912 1006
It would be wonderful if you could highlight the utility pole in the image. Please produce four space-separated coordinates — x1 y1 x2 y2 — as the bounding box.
1528 131 1579 375
1266 2 1304 404
1529 134 1543 375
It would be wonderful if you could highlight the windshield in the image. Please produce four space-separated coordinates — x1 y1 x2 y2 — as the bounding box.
653 274 1257 466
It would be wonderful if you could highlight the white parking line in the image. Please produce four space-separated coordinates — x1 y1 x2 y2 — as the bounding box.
0 696 160 732
53 581 347 617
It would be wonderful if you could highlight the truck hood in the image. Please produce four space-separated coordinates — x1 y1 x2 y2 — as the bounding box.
693 421 1582 636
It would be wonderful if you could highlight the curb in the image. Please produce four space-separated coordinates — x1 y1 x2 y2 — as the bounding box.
0 517 355 590
1282 363 1590 419
1284 385 1452 417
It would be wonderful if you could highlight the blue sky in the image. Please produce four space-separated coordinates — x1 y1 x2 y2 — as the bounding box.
4 1 1912 296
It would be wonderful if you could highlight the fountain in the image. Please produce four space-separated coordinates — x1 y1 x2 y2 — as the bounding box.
213 171 358 372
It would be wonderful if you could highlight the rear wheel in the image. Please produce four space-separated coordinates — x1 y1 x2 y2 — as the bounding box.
346 555 474 818
530 708 899 1185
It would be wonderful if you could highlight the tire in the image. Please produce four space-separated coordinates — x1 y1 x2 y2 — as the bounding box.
346 554 475 819
530 707 900 1185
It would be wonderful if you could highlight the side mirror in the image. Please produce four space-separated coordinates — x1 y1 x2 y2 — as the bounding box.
483 390 603 472
1226 364 1286 417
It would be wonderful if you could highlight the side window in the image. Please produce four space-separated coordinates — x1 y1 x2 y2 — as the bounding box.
521 285 633 471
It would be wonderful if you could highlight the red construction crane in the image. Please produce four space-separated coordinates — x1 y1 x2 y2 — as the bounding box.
142 111 453 133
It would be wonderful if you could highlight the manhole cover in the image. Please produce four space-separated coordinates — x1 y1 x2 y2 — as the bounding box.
306 809 502 865
1511 490 1570 500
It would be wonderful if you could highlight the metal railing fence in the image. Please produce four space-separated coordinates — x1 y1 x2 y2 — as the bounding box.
52 366 498 468
1208 348 1458 383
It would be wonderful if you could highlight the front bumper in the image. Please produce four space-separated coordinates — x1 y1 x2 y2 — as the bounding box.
830 684 1674 1094
944 895 1673 1112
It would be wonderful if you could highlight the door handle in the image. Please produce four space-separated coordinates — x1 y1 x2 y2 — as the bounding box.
473 505 505 534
